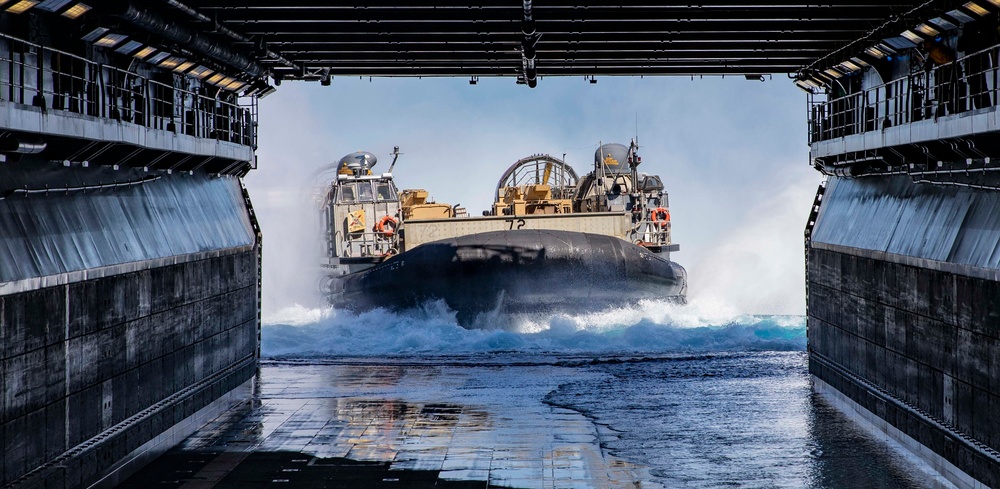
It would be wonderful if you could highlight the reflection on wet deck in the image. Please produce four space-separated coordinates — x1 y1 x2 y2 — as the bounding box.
118 361 654 489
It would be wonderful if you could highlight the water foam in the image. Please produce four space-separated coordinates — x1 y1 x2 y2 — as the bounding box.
261 297 805 358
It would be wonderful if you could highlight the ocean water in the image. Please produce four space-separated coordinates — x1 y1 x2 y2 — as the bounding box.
254 299 953 488
262 298 807 358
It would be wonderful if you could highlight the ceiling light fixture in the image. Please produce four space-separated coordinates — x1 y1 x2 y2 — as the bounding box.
188 65 213 79
838 60 862 72
173 61 196 73
132 46 157 60
5 0 39 14
114 40 143 55
146 52 170 64
914 24 940 37
900 30 925 44
850 57 871 68
962 2 990 16
80 26 109 42
158 56 186 69
61 2 90 19
864 46 887 59
94 33 127 48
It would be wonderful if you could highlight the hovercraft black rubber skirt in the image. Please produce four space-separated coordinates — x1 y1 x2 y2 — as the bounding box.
329 229 687 323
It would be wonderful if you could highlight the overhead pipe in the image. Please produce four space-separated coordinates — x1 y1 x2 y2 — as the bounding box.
521 0 538 88
0 137 46 154
163 0 300 72
110 2 267 79
0 176 161 201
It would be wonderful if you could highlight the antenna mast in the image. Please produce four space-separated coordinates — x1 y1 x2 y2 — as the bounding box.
635 113 639 148
387 146 401 174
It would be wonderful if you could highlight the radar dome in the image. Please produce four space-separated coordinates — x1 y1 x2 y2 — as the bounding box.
594 143 629 175
338 151 378 171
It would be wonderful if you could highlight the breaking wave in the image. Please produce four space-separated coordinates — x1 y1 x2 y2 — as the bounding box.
261 297 806 358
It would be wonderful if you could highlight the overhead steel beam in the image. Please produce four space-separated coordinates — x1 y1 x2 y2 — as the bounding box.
288 52 822 62
521 0 538 87
275 58 809 73
276 66 802 77
270 41 834 51
194 0 920 7
171 0 938 81
260 32 865 43
225 20 883 34
209 7 895 22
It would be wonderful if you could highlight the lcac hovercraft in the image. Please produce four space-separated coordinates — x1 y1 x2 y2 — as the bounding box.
318 142 686 324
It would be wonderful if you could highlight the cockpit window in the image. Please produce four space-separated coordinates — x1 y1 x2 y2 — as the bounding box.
376 183 397 201
339 184 356 204
640 175 664 192
357 182 374 202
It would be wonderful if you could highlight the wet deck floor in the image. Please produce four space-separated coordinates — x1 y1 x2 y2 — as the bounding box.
118 359 653 489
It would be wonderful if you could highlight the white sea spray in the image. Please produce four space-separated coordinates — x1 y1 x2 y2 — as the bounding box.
261 299 806 358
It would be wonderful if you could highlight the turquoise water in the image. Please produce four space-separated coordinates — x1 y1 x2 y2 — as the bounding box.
261 299 806 357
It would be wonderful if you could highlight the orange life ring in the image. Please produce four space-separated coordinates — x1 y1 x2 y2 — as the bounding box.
375 215 398 237
650 207 670 226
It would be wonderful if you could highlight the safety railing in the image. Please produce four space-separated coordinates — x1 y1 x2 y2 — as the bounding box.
808 43 1000 144
634 220 672 246
0 31 257 149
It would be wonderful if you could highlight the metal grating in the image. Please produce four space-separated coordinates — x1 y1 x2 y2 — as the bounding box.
173 1 934 81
